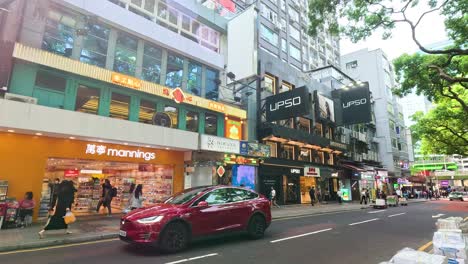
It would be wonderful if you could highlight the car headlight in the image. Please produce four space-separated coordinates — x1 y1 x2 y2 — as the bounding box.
136 216 164 224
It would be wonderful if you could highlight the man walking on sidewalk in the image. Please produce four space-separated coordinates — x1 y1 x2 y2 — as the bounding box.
360 188 367 205
309 187 316 206
270 187 280 208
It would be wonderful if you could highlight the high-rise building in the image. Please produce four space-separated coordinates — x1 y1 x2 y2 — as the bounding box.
399 93 433 127
341 48 410 179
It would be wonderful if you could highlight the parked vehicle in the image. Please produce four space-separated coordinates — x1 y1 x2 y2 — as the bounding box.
448 192 468 201
119 185 272 253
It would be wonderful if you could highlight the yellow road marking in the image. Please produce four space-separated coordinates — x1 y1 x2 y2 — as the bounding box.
0 238 119 255
418 241 433 252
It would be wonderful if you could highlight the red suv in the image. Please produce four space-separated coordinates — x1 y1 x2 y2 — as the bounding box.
119 186 271 253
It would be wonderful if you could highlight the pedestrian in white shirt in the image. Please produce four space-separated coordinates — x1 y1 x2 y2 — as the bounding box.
130 184 144 210
270 187 280 208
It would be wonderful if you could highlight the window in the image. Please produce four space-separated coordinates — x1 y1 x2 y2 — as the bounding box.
345 61 358 70
113 32 138 75
314 123 323 136
387 103 394 115
288 6 299 22
205 113 218 135
264 74 275 93
198 188 230 205
142 43 162 84
299 148 311 162
186 111 199 132
278 81 292 93
260 24 278 45
260 3 278 23
139 100 156 124
144 0 155 12
391 138 398 149
298 117 310 133
200 25 220 52
205 68 219 101
80 23 110 67
266 141 277 157
75 85 100 115
165 53 184 88
42 10 75 57
289 44 301 61
280 0 286 11
289 25 300 41
325 152 334 165
280 18 287 31
229 189 258 202
280 145 295 160
35 71 66 92
281 38 287 52
386 85 393 99
187 62 202 96
164 106 178 129
109 93 131 120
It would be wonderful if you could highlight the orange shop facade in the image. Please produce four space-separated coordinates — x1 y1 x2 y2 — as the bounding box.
0 132 185 220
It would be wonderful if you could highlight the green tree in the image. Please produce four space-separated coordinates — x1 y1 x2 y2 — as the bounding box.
307 0 467 110
410 86 468 156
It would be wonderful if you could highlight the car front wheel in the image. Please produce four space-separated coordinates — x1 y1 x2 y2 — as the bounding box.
159 222 189 253
247 214 266 239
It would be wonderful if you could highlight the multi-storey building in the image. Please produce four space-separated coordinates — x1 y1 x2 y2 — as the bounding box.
341 48 410 181
411 154 468 189
0 0 254 219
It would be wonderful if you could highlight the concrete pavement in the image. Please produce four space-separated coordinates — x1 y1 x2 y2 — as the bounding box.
1 200 464 264
0 199 427 252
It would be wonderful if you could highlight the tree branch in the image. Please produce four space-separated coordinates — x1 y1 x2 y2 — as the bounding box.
414 0 449 27
438 125 468 145
428 65 468 83
437 86 468 113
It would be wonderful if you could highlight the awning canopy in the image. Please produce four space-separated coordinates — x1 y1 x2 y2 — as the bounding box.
340 163 366 172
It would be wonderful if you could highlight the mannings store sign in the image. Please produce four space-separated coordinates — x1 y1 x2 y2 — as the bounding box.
85 144 156 161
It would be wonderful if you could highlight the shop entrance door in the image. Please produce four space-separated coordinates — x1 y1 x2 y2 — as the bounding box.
283 175 300 204
351 179 360 201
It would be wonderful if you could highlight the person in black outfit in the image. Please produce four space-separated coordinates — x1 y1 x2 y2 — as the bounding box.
39 180 77 238
49 178 61 209
309 187 316 206
96 179 113 216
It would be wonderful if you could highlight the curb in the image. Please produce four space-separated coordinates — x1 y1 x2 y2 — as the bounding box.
0 232 118 253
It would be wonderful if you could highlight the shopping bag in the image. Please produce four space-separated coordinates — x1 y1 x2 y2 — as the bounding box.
63 211 76 224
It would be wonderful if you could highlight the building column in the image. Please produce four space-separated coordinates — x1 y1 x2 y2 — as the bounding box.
105 29 118 70
160 50 168 86
135 39 145 78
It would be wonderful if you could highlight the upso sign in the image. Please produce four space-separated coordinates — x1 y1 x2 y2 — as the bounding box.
85 144 156 161
339 83 372 125
265 86 310 121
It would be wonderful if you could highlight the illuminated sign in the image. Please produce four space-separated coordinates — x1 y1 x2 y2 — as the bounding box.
225 118 242 140
64 169 79 177
85 144 156 161
111 73 141 89
304 167 320 177
209 102 226 112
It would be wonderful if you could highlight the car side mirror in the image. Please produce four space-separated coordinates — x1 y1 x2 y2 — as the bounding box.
198 201 209 207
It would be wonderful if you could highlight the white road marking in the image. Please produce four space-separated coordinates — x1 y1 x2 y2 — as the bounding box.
368 210 387 214
432 214 445 218
349 218 380 226
165 253 219 264
270 228 333 243
388 213 406 218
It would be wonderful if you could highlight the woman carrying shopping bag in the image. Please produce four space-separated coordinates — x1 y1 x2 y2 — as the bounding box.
39 180 77 239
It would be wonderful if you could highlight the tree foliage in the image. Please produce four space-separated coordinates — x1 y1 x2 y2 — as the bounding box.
410 86 468 156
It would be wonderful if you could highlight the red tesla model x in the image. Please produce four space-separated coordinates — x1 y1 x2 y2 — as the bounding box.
119 185 272 253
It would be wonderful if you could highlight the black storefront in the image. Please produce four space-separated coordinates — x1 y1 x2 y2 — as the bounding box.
258 162 303 205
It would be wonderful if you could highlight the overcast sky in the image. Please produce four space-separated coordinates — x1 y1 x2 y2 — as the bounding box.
340 5 448 60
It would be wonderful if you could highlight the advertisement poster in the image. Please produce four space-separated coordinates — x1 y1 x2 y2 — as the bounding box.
225 118 242 140
232 165 255 190
316 93 335 122
340 188 350 201
339 84 372 125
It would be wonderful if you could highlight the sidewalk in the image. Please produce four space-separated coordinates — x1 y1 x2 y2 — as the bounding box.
0 199 427 252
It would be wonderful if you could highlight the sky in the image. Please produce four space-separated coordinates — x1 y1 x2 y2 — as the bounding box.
340 4 449 60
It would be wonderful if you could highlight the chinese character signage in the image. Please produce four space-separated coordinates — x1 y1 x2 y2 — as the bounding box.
111 73 141 89
304 166 320 177
85 143 156 161
225 118 242 140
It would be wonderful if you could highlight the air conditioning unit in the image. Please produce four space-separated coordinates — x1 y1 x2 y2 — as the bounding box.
4 93 38 104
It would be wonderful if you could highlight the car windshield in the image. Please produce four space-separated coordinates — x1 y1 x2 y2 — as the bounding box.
164 187 211 205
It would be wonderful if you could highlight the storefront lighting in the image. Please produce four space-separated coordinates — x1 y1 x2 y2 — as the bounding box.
7 130 14 133
124 143 128 145
165 147 170 150
35 133 42 136
225 116 228 120
241 120 244 124
145 145 150 148
69 137 75 139
80 169 102 174
98 140 103 142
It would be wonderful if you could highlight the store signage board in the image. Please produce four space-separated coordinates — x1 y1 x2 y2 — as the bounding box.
240 141 271 157
377 170 388 177
330 141 347 151
217 166 226 177
339 84 372 125
265 86 310 121
434 171 455 177
397 178 409 184
290 168 302 174
440 180 449 186
85 144 156 161
200 135 240 154
64 169 79 177
111 73 142 89
225 119 242 140
304 166 320 177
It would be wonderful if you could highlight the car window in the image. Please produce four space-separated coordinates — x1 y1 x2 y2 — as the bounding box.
164 187 209 205
229 188 259 202
196 188 231 206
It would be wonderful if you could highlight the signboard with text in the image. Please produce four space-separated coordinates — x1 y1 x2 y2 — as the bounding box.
200 135 240 154
337 83 372 125
265 86 310 121
304 166 320 177
240 141 271 157
225 118 242 140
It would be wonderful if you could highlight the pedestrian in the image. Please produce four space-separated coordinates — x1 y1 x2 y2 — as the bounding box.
316 188 322 203
360 188 367 205
130 184 144 210
96 179 115 216
49 178 61 208
309 187 316 206
18 192 35 228
337 190 342 204
325 190 330 202
270 187 280 208
39 180 77 238
365 189 370 203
